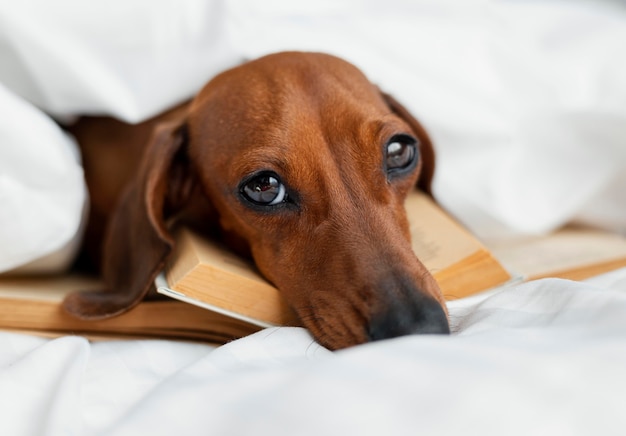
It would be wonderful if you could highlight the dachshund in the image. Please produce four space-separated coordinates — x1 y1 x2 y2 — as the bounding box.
63 51 450 350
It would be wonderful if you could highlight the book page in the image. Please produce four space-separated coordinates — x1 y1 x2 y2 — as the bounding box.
165 227 272 300
184 229 269 284
488 226 626 279
405 191 482 274
167 228 298 325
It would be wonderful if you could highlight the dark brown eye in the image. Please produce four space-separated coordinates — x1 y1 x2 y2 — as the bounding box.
386 135 418 174
241 173 287 206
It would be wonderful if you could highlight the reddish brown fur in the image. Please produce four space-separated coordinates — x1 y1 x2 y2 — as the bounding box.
64 52 448 350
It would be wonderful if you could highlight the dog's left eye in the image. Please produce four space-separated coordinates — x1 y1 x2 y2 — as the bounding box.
386 135 418 175
241 173 287 206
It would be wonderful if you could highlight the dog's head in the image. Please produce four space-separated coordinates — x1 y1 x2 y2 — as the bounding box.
64 52 449 350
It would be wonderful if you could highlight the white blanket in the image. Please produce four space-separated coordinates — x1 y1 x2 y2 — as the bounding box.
2 268 626 436
0 84 86 273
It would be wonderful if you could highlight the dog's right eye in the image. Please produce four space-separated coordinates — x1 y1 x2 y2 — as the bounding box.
240 173 287 206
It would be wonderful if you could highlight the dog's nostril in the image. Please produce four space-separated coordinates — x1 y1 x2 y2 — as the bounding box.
367 295 450 342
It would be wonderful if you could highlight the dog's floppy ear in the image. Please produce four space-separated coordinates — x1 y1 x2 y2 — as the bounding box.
63 120 193 319
382 93 436 195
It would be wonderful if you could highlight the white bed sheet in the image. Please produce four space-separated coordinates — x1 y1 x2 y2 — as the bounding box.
1 268 626 436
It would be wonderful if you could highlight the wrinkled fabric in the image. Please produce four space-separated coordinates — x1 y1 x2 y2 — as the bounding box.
0 0 239 123
1 268 625 436
0 84 86 273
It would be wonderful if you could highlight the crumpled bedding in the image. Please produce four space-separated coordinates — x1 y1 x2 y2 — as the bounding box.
1 2 626 435
1 268 626 436
0 83 86 273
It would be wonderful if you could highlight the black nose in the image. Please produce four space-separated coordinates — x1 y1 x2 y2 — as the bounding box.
367 293 450 342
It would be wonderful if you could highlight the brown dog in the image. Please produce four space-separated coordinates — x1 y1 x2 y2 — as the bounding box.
64 51 449 350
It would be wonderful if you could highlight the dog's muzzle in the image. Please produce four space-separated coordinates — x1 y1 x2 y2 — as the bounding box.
367 281 450 341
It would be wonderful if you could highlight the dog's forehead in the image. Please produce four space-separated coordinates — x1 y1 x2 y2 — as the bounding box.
190 53 387 130
201 52 378 99
188 53 405 162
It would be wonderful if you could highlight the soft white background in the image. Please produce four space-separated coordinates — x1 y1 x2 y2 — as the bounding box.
1 0 625 273
0 1 625 435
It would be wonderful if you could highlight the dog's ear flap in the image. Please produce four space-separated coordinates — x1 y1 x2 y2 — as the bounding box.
381 93 436 196
63 121 193 319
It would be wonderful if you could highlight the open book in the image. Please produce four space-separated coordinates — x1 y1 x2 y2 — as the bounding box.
0 274 262 342
158 191 513 328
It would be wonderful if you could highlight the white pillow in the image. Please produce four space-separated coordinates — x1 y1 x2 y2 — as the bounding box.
0 0 240 123
0 84 86 274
